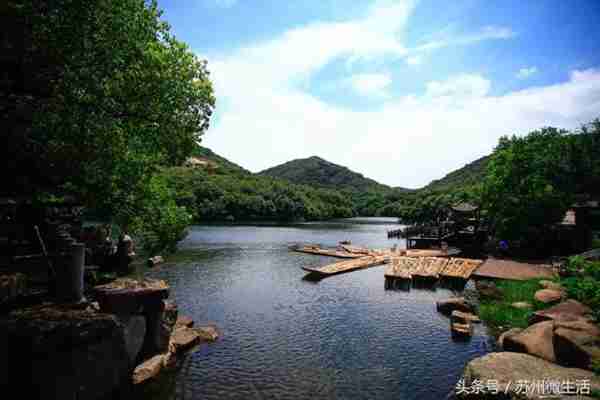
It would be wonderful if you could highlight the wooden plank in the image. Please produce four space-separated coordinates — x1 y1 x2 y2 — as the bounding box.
293 246 363 259
440 257 483 279
339 244 372 255
412 257 448 279
405 248 460 258
302 255 387 276
384 256 416 279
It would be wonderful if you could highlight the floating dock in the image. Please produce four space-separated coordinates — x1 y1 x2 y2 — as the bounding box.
440 258 483 279
302 255 388 277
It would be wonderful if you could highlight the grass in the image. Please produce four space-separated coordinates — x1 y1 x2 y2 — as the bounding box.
478 279 547 331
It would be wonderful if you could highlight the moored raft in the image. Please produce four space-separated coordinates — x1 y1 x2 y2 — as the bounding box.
291 245 363 259
302 255 387 277
412 257 449 279
440 257 483 280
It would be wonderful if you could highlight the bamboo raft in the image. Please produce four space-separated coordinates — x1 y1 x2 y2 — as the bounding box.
302 255 388 277
384 256 483 281
292 245 364 259
405 248 460 258
339 244 372 255
440 258 483 279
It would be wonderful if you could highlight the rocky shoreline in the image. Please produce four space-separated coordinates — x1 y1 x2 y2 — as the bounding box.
442 279 600 399
0 278 218 399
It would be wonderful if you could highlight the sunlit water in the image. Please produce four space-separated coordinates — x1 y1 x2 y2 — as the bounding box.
138 218 492 400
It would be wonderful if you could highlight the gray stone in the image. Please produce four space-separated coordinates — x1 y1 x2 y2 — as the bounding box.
117 315 146 365
459 352 600 399
0 303 130 400
503 321 556 362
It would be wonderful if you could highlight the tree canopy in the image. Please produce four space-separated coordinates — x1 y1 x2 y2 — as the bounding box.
2 0 215 251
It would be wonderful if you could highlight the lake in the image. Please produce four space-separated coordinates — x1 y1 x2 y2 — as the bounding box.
139 217 493 400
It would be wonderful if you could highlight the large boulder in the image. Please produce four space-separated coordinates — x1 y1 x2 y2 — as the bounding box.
553 319 600 370
534 289 563 304
94 278 169 314
116 315 146 365
0 303 130 400
503 321 556 362
459 352 600 399
529 299 592 325
436 297 475 315
497 328 522 349
539 280 563 291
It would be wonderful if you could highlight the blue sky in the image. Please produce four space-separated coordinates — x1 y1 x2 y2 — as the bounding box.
159 0 600 188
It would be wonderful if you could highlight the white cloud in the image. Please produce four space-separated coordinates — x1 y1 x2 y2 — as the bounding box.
201 1 600 188
347 73 392 97
426 74 491 99
414 25 516 52
517 66 538 79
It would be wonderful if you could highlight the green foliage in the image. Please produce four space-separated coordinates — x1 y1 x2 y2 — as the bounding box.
561 256 600 320
191 146 249 175
482 127 573 241
3 0 215 251
478 280 543 330
161 166 355 222
482 120 600 243
424 156 490 192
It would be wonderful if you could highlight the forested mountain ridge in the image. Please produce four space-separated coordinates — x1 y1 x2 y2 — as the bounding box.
191 145 249 174
258 156 410 193
423 155 490 192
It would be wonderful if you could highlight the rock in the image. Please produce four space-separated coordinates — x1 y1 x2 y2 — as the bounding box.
436 297 475 315
534 289 564 304
539 280 563 291
459 352 600 399
175 315 194 329
116 315 146 365
94 278 169 314
503 321 556 362
0 303 130 400
170 327 202 352
0 272 26 304
529 299 592 325
451 310 480 324
132 354 165 385
475 280 503 300
147 255 164 268
497 328 522 349
195 325 220 342
511 301 533 310
140 300 174 359
553 319 600 370
451 322 472 337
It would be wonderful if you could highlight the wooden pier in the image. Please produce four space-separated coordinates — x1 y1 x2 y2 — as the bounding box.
302 255 388 277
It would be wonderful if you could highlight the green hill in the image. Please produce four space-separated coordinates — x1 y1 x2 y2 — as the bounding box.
422 155 489 192
191 145 249 174
259 156 408 192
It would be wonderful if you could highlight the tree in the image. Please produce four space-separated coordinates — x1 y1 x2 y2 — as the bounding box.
482 127 574 241
2 0 215 251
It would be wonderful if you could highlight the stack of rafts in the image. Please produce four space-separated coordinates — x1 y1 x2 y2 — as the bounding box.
384 256 483 282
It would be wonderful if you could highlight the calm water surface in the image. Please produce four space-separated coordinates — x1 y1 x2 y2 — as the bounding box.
141 218 492 400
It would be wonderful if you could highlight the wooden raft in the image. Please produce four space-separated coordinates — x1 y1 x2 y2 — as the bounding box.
440 258 483 279
385 256 483 280
302 255 387 276
339 244 372 255
292 245 363 259
405 248 460 258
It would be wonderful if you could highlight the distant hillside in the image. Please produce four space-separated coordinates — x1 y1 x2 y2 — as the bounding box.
259 156 407 192
190 145 249 174
423 155 490 192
